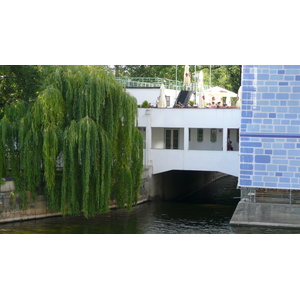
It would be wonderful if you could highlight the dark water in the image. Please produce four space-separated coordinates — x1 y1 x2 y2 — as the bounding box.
1 176 300 234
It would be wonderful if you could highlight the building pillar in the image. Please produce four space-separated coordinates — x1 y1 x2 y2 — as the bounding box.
223 127 228 151
184 126 189 151
145 109 152 170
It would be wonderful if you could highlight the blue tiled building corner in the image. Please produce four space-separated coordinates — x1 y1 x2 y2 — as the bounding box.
239 65 300 189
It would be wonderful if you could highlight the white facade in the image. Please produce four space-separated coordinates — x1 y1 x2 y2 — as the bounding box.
138 108 241 176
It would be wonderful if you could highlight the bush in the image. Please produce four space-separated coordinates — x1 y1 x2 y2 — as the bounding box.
141 100 150 108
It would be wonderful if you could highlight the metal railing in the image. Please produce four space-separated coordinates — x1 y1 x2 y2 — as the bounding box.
240 187 300 204
116 77 209 91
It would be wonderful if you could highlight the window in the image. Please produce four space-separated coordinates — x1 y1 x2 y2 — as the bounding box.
166 96 170 107
197 129 203 142
165 129 179 149
210 129 217 143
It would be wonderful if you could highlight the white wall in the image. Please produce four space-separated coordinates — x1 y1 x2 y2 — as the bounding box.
138 107 241 176
151 149 239 176
189 128 223 150
126 87 180 107
152 128 184 149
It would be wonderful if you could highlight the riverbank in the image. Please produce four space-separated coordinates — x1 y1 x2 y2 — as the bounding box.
0 177 150 225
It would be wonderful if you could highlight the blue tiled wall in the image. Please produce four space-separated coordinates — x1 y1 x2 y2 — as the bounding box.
239 65 300 189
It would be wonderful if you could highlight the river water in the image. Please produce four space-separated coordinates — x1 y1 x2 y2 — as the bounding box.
1 175 300 234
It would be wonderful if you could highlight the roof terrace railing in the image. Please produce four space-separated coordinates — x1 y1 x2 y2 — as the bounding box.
116 77 209 91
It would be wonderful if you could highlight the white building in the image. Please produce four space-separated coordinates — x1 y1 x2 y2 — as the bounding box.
137 102 240 177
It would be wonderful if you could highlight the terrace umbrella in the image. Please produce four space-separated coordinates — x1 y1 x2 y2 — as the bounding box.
198 70 205 108
204 86 237 106
236 86 241 107
158 84 167 108
183 65 191 87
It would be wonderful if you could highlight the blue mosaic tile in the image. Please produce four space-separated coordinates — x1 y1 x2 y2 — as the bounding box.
255 155 271 163
255 172 268 175
270 75 283 80
240 179 252 185
241 164 253 170
241 155 253 163
264 177 278 182
267 165 277 172
287 126 299 133
279 165 288 171
240 65 300 189
242 111 253 117
265 182 277 187
274 150 287 155
280 178 290 183
289 107 300 113
279 87 291 92
273 159 288 164
278 183 291 188
257 74 269 80
276 93 289 99
277 107 288 112
284 65 300 69
262 93 275 99
292 87 300 92
284 76 294 81
243 74 255 80
290 94 300 99
240 171 253 175
269 87 278 92
286 70 300 74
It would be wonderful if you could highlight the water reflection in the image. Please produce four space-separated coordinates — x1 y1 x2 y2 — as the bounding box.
0 175 300 234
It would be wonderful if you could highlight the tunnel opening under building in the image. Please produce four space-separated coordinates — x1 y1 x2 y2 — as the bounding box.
150 170 240 205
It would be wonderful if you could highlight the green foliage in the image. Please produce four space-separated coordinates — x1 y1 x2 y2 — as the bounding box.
0 65 41 109
141 100 150 108
0 65 144 218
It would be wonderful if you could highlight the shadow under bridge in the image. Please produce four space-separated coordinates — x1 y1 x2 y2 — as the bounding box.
151 170 239 204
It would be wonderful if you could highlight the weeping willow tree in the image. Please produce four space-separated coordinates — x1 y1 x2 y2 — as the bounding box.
0 65 143 217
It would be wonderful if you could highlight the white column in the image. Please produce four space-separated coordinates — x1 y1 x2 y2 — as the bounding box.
223 127 228 151
145 109 152 170
184 126 189 151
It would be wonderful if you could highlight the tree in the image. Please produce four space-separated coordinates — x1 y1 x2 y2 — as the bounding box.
0 65 143 217
0 65 42 108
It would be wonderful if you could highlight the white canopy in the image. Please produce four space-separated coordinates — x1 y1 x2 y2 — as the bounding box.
204 86 237 98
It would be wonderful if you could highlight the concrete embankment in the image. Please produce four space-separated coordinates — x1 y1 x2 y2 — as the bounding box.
230 200 300 228
0 177 150 224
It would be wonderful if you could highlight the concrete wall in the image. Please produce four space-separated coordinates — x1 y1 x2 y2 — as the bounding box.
0 192 61 224
230 200 300 228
